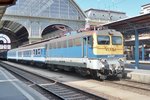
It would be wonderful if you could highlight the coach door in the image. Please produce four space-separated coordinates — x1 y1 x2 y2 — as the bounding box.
45 44 48 58
82 37 88 58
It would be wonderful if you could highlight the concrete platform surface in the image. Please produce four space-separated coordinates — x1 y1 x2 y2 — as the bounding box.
0 66 48 100
126 68 150 84
126 60 150 64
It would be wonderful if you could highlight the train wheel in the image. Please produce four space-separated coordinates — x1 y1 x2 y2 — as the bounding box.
90 70 98 79
75 68 88 76
90 70 107 81
97 71 107 81
49 65 59 71
122 68 126 78
99 75 107 81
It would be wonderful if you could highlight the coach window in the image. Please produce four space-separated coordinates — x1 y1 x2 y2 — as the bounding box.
60 42 62 48
29 51 31 56
35 50 37 55
68 39 73 47
62 40 67 48
61 41 65 48
61 41 63 48
60 41 63 48
48 43 51 49
73 39 75 46
18 52 21 57
51 43 53 49
34 50 36 55
53 43 55 49
50 43 52 49
55 42 58 49
27 51 29 56
26 51 28 56
57 42 61 48
34 49 37 55
33 50 35 55
35 49 38 55
37 49 41 55
75 38 81 46
52 43 54 49
60 41 64 48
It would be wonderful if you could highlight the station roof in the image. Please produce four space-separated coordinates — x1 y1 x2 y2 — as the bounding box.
103 13 150 45
85 8 126 14
103 13 150 33
125 38 150 46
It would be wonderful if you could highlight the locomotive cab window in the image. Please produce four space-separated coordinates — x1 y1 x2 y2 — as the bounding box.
97 36 110 45
112 36 122 45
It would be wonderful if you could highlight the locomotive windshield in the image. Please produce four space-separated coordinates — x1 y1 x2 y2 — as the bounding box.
97 36 110 45
112 36 122 45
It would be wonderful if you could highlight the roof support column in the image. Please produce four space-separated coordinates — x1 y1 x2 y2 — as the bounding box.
134 29 139 69
142 43 145 61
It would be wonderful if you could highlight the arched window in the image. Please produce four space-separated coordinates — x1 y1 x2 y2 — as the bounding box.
0 34 11 50
0 40 3 44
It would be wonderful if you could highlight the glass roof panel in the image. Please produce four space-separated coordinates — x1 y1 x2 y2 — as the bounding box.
5 0 85 20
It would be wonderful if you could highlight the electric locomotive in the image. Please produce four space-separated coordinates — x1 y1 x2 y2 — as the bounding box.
45 29 125 79
7 29 125 80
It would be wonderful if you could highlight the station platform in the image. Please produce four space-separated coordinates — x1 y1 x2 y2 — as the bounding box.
0 66 48 100
125 60 150 83
126 60 150 64
125 68 150 84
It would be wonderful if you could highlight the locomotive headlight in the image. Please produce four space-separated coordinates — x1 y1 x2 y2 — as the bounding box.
101 59 107 63
118 58 124 67
118 58 124 62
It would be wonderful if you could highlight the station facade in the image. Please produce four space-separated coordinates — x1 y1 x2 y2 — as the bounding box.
140 3 150 14
85 8 127 27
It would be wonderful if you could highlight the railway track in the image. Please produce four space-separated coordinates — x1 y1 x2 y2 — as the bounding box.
0 62 105 100
112 79 150 91
105 79 150 96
